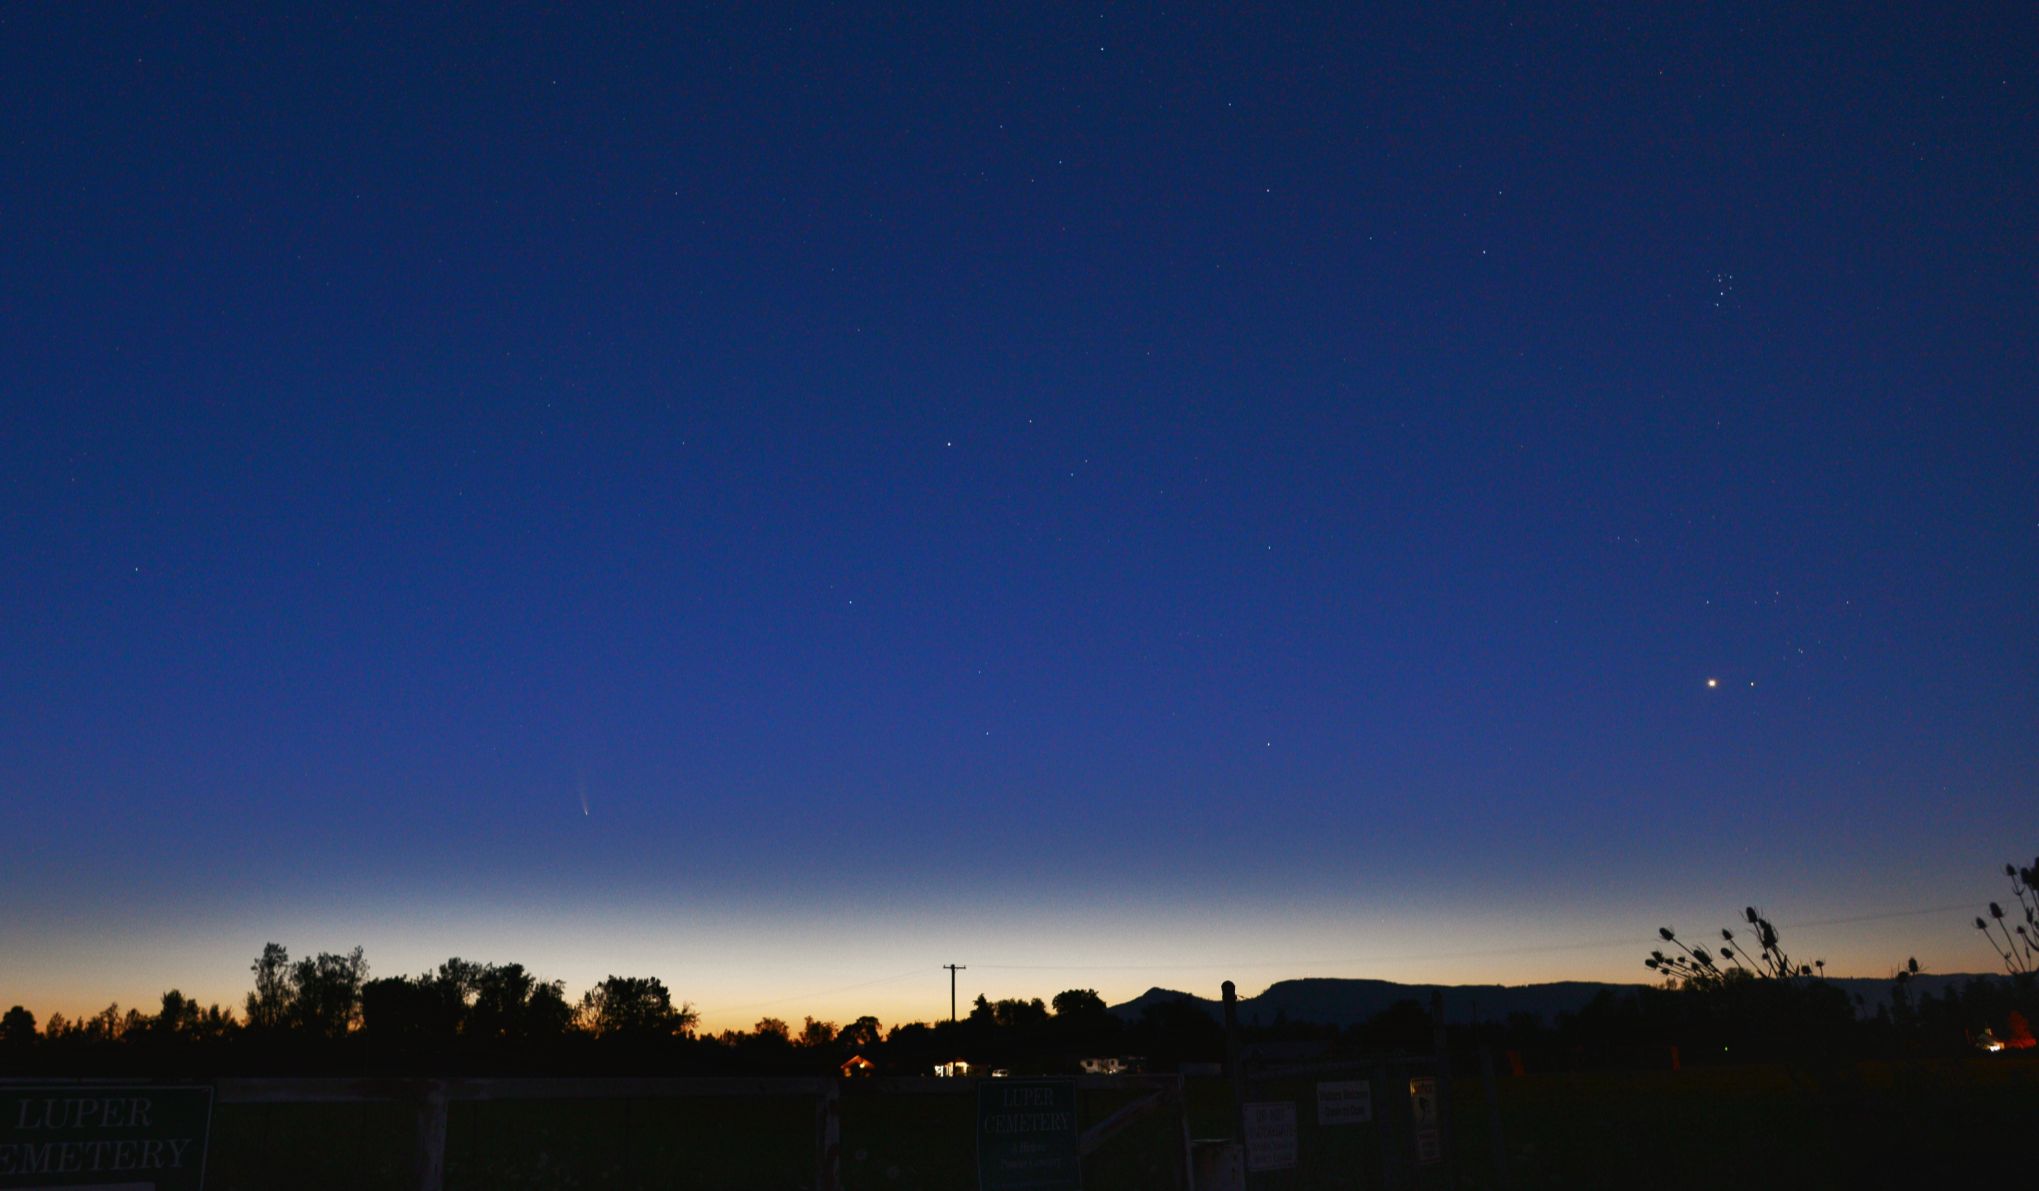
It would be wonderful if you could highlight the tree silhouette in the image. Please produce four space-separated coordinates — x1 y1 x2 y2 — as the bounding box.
578 975 695 1039
1051 989 1107 1019
152 990 199 1039
245 942 292 1031
467 962 528 1038
990 997 1048 1029
429 958 485 1027
360 959 574 1047
361 975 449 1042
471 963 572 1041
1 1005 34 1047
287 947 368 1038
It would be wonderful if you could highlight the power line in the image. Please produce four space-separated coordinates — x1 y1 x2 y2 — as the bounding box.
693 967 927 1021
970 902 1983 973
1780 902 1975 930
942 963 967 1022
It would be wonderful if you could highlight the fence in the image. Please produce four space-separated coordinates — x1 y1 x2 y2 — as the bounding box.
0 1073 1189 1190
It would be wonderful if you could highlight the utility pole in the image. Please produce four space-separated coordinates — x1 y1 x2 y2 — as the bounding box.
943 964 967 1022
1222 980 1245 1171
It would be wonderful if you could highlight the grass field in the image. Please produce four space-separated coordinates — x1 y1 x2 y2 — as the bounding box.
201 1081 1187 1190
188 1058 2038 1188
1474 1057 2039 1187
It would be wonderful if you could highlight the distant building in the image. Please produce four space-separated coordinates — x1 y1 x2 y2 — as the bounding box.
933 1058 973 1078
1080 1057 1141 1075
839 1054 876 1078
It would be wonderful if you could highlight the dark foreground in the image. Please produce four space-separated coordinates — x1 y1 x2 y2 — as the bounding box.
10 1057 2032 1189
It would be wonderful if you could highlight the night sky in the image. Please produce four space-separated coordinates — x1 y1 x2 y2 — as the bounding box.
4 4 2034 1030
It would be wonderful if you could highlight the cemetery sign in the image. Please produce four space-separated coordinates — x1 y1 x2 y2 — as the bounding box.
0 1085 212 1189
977 1078 1080 1190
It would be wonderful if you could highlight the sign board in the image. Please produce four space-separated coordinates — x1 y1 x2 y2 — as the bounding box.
1407 1077 1437 1128
0 1085 211 1190
1242 1101 1297 1172
977 1079 1080 1191
1316 1079 1372 1125
1408 1076 1441 1166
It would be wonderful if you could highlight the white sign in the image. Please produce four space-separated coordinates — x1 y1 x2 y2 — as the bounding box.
1415 1129 1442 1165
1242 1101 1297 1172
1316 1080 1372 1125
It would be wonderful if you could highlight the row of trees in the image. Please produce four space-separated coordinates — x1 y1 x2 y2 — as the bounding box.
5 959 2031 1081
1 942 713 1074
7 856 2032 1076
0 942 1197 1076
240 943 700 1043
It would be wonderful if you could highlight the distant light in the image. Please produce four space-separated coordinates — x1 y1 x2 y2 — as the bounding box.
1706 678 1718 688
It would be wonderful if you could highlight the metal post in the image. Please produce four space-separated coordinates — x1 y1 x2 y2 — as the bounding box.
1222 980 1247 1185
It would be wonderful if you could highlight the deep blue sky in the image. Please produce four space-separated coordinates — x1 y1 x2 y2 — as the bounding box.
4 4 2034 1028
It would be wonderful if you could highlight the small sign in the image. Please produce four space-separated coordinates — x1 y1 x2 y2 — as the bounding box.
1242 1101 1297 1172
977 1079 1080 1191
1316 1080 1372 1125
1409 1075 1441 1166
0 1085 212 1190
1408 1076 1438 1128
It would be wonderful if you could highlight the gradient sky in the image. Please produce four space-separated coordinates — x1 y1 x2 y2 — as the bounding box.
3 4 2035 1032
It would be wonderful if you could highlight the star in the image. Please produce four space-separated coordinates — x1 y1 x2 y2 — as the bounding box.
1706 678 1719 688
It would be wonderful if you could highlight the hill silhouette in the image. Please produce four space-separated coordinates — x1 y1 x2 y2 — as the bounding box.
1108 973 1996 1026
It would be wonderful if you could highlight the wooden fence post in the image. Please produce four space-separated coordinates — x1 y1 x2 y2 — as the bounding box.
1479 1046 1511 1189
412 1079 447 1191
1378 1060 1405 1191
815 1079 841 1191
1430 991 1454 1185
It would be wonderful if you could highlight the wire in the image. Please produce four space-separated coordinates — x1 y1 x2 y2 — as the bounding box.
1778 902 1975 929
968 902 1981 974
972 941 1642 974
